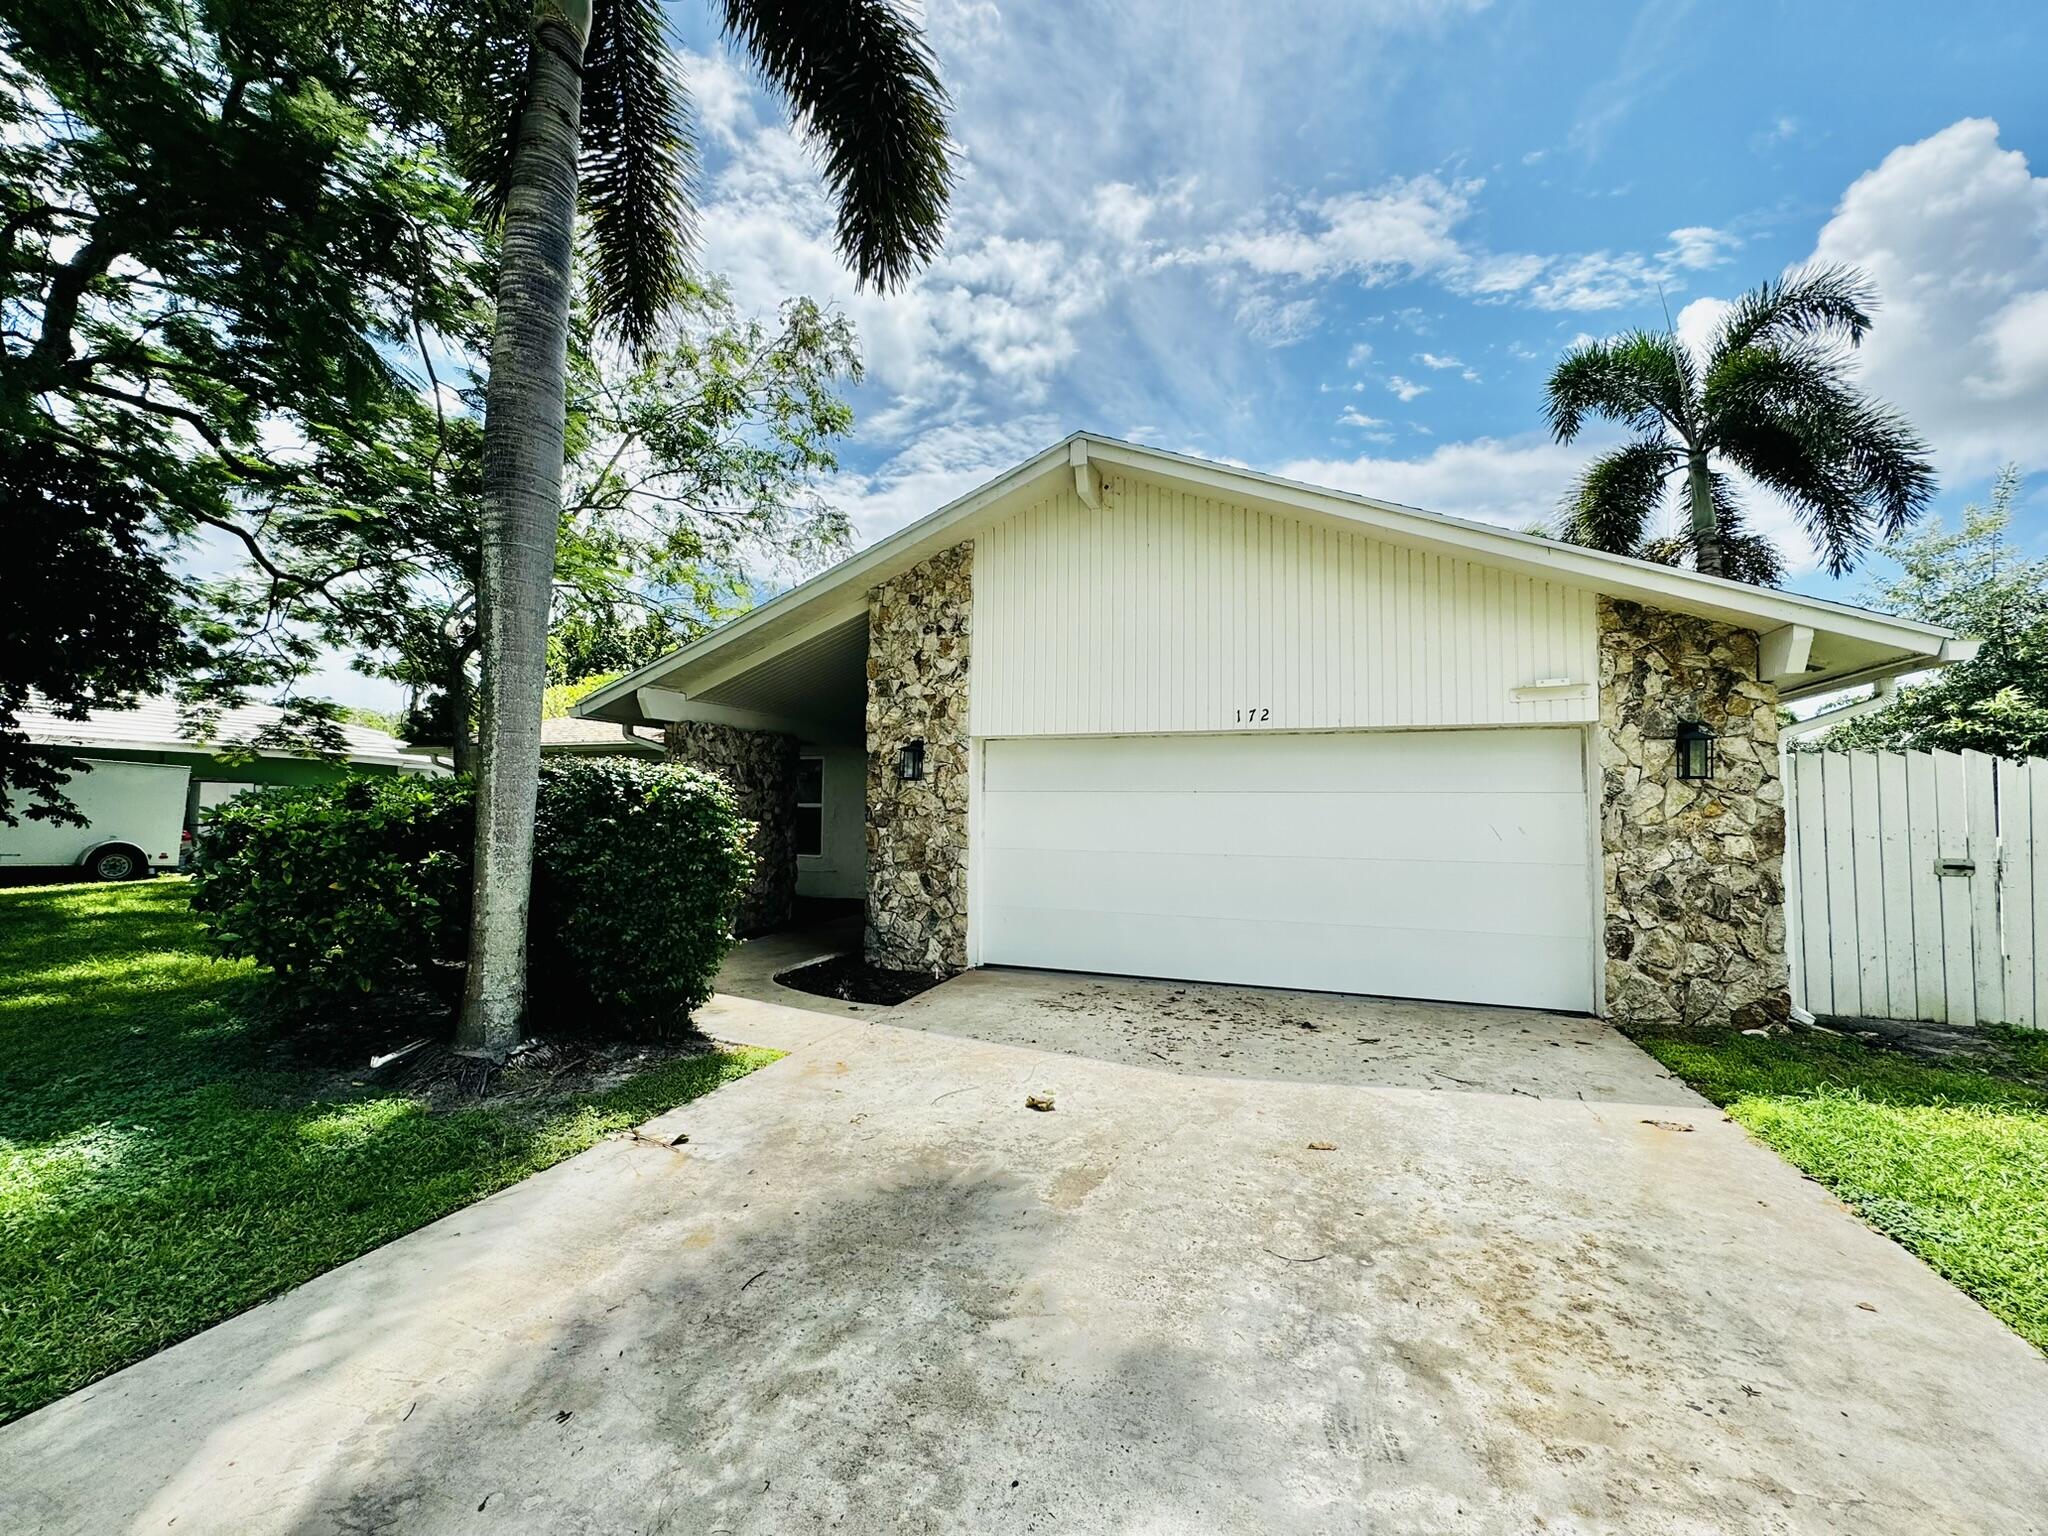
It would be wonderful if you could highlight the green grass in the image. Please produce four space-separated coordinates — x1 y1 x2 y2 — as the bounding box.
1630 1023 2048 1353
0 879 775 1423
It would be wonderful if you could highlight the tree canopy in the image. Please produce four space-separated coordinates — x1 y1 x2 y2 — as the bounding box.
1816 468 2048 761
1 0 866 805
0 0 482 817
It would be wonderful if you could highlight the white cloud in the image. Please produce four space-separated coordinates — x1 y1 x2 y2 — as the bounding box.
1337 406 1390 434
678 48 754 149
1681 119 2048 481
1183 169 1737 316
1666 225 1740 270
1088 176 1198 246
824 416 1062 544
1386 374 1429 401
1526 226 1737 311
1810 119 2048 477
1234 292 1320 346
1752 114 1801 151
1346 342 1375 367
1201 174 1480 285
1277 435 1592 529
1672 294 1732 367
1415 351 1463 369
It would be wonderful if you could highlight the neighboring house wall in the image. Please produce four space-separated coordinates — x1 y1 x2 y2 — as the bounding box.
866 542 972 972
973 473 1600 736
796 743 866 901
1597 599 1790 1029
52 747 419 787
665 720 797 937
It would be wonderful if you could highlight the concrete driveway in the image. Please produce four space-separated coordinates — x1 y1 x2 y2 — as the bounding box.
5 950 2046 1535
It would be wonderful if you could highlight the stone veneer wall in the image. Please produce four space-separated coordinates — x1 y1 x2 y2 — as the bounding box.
865 541 972 973
1598 598 1790 1029
665 719 798 937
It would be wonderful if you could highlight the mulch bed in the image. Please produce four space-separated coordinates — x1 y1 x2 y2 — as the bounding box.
774 951 946 1007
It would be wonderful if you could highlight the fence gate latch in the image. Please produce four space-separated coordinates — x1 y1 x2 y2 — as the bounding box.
1935 857 1975 877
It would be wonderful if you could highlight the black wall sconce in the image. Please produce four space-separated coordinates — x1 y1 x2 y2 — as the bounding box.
896 739 926 782
1674 721 1716 781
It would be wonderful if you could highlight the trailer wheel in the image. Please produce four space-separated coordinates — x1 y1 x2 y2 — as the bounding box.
86 845 146 882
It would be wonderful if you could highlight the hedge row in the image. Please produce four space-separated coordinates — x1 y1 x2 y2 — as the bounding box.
187 758 753 1034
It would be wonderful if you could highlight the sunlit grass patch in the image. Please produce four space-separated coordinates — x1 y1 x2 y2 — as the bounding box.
0 879 774 1422
1630 1023 2048 1353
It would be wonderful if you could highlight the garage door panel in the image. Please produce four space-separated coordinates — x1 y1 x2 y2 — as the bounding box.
984 728 1585 796
985 788 1588 866
982 846 1591 938
978 730 1595 1012
983 903 1592 1012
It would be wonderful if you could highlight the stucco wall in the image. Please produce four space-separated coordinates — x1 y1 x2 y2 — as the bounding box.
665 720 798 937
1597 598 1790 1029
865 542 973 973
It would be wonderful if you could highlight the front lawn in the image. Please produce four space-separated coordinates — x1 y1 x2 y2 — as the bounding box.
0 879 774 1423
1630 1022 2048 1353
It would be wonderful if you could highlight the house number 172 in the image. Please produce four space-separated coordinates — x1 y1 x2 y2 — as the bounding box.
1235 706 1271 723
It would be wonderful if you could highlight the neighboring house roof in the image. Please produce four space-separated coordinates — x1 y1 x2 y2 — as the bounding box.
538 717 666 756
17 695 431 770
576 431 1972 728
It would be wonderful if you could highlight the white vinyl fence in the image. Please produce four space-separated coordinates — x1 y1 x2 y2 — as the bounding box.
1786 748 2046 1028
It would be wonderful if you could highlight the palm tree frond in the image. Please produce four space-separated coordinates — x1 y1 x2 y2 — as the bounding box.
1836 396 1937 539
1557 438 1675 555
1720 387 1935 576
444 3 533 227
1701 339 1847 429
581 0 698 351
1545 331 1692 443
1716 409 1868 576
1710 263 1877 359
720 0 953 291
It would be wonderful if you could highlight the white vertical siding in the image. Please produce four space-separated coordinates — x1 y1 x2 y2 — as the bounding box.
973 474 1600 737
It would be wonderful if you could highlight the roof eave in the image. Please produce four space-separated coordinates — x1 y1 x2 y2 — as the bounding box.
574 433 1085 722
576 431 1961 723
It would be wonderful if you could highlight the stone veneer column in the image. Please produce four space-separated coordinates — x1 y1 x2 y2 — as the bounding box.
865 541 972 973
664 719 798 937
1597 598 1790 1029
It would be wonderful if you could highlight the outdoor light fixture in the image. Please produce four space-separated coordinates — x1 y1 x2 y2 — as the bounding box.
1674 721 1716 782
896 739 926 782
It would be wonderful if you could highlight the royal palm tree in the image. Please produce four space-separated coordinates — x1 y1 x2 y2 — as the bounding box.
1544 265 1934 586
450 0 950 1057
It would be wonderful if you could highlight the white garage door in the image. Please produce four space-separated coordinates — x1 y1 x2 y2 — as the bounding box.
978 730 1595 1012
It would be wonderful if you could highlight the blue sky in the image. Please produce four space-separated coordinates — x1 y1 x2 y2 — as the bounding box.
662 0 2048 606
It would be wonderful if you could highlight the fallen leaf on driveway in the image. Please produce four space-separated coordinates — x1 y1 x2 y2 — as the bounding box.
1639 1118 1694 1132
1307 1141 1337 1151
1025 1093 1055 1112
1856 1301 1878 1312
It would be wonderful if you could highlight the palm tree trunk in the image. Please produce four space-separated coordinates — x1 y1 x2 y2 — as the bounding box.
1686 449 1724 579
455 8 586 1059
447 647 477 779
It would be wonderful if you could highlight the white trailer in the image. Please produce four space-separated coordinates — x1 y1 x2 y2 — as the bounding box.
0 758 191 880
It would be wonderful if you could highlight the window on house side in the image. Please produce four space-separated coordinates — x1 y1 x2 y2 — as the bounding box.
796 756 824 858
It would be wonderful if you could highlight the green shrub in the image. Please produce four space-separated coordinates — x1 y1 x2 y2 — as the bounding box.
188 761 752 1034
189 775 475 1007
530 757 754 1026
